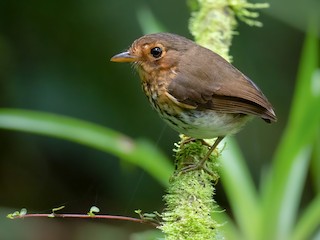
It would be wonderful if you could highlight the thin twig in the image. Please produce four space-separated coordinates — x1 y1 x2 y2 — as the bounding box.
10 213 159 227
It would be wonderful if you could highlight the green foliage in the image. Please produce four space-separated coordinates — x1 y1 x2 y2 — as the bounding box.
260 23 320 240
0 109 173 187
7 208 27 219
219 25 320 240
229 1 269 27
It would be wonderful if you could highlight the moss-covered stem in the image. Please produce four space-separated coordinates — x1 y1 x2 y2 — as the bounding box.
160 0 268 239
159 136 221 239
189 0 268 61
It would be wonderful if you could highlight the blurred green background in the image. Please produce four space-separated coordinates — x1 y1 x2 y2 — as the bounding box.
0 0 319 239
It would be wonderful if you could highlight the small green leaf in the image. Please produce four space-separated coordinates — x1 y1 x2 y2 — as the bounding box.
135 209 143 219
142 213 157 219
88 206 100 216
20 208 27 216
48 205 65 217
52 206 65 213
6 208 27 219
7 211 20 219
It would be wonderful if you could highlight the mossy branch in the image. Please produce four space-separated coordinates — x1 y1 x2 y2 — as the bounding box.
188 0 268 61
159 136 222 239
160 0 268 239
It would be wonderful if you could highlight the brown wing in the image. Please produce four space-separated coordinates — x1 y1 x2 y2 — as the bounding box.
167 45 277 123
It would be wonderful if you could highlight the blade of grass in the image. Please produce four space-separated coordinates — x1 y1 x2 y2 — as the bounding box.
310 116 320 194
214 209 242 240
220 137 260 240
291 194 320 240
0 108 173 186
261 23 320 240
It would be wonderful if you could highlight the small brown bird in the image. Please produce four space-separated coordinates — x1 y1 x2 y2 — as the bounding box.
111 33 276 171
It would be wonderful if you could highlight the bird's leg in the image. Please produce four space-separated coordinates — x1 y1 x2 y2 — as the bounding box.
198 136 224 167
181 136 224 175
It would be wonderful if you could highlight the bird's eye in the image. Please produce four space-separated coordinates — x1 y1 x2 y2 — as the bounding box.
150 47 162 58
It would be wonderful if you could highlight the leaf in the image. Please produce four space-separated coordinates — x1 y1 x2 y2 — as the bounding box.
261 23 320 240
0 109 173 186
220 137 260 240
6 208 27 219
291 194 320 240
88 206 100 216
52 206 65 213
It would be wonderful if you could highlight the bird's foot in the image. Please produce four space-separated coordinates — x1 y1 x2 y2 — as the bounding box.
175 136 224 181
180 161 214 176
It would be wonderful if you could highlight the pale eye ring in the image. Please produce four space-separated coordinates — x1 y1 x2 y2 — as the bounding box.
150 47 162 58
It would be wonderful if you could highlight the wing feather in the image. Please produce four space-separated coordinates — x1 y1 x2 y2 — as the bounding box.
167 45 277 122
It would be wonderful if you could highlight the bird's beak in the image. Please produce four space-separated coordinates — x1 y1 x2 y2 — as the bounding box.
110 51 137 63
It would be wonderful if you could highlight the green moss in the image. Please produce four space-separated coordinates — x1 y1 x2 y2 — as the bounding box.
188 0 269 61
159 173 221 240
159 136 222 240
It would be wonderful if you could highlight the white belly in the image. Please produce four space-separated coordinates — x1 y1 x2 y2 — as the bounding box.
161 109 252 139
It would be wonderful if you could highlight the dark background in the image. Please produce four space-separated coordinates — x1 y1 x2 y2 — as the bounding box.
0 0 319 239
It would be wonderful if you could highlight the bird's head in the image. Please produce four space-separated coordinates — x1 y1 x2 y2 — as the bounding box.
111 33 192 74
